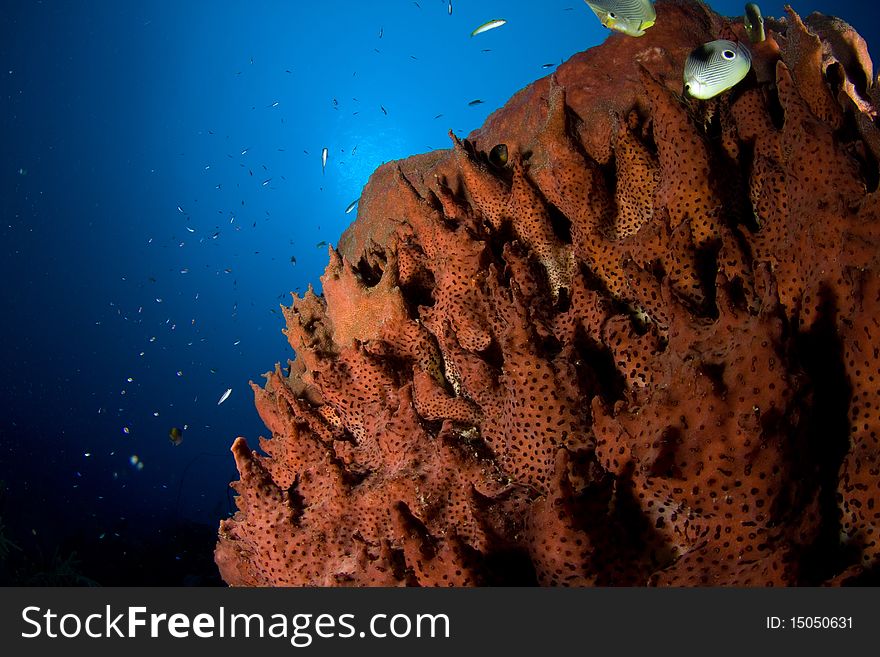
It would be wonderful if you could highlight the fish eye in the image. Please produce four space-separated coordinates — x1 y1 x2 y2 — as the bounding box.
608 11 616 18
722 49 736 60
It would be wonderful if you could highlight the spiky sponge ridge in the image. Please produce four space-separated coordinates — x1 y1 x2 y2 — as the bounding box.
216 0 880 586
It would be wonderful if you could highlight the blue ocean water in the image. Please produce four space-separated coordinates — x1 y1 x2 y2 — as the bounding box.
0 0 877 584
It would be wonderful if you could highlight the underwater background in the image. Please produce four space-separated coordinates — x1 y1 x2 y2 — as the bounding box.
1 0 878 585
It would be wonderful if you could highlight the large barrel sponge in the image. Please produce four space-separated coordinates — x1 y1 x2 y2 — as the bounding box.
216 0 880 586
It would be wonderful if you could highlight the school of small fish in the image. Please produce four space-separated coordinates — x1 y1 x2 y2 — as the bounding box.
100 0 756 499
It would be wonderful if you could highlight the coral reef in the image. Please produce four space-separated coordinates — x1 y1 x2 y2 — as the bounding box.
216 0 880 586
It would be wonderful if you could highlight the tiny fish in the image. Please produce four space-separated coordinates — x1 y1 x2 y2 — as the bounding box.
378 26 384 39
583 0 656 37
322 147 328 174
177 205 184 213
542 63 556 69
468 99 484 106
262 178 271 186
344 198 359 214
169 427 183 446
380 105 388 115
683 39 752 100
316 240 328 248
217 388 232 405
185 226 195 233
471 19 506 37
290 255 297 265
448 1 452 16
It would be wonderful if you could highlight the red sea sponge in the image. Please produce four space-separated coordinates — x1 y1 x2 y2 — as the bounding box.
216 0 880 586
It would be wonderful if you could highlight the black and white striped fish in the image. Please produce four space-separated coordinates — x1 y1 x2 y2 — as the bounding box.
583 0 656 37
683 40 752 100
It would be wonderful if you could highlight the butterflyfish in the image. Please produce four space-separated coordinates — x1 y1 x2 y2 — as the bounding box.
583 0 656 37
683 40 751 100
743 3 766 43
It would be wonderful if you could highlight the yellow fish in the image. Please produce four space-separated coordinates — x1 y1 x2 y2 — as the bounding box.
583 0 656 37
744 3 766 43
683 40 752 100
471 19 506 37
489 143 509 168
